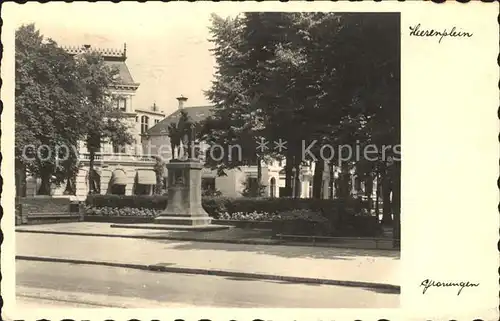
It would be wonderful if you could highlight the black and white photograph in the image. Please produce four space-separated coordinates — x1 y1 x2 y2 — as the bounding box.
2 2 498 320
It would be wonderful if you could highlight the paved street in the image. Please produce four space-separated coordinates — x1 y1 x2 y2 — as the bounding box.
16 232 400 286
17 261 399 308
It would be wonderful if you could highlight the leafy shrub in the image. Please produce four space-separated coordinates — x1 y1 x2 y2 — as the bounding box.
277 209 329 223
201 197 230 218
272 209 331 236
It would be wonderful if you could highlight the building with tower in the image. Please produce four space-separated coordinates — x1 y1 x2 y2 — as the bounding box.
25 44 163 199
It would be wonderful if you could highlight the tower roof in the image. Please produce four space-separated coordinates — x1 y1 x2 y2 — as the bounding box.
62 44 126 61
62 44 139 88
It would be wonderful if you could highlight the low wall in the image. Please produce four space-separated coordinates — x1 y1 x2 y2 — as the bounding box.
83 216 273 229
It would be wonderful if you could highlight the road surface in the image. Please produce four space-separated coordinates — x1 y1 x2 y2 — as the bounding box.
16 261 399 308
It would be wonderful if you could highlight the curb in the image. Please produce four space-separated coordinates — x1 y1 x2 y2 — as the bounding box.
15 229 282 246
15 229 398 251
16 255 400 292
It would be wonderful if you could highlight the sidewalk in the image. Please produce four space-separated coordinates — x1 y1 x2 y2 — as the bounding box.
16 222 397 250
16 231 400 289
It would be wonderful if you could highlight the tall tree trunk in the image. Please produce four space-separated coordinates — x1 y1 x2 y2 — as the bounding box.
365 173 374 213
375 169 381 217
381 165 393 226
322 162 330 199
37 170 52 195
391 161 401 248
63 175 76 195
329 163 335 199
284 153 293 197
293 162 301 198
312 160 324 199
15 159 27 197
88 148 96 195
257 156 262 196
337 162 350 200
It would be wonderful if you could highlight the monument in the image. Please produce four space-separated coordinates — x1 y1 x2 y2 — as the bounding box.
154 110 212 226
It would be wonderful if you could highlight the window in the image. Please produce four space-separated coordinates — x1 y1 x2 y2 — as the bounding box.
141 116 149 134
114 97 127 111
118 98 126 111
113 144 126 154
155 119 160 125
135 116 138 123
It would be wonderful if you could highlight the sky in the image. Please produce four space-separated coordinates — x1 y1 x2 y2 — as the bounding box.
9 2 244 116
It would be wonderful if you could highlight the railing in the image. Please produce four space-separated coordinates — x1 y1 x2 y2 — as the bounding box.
79 153 156 163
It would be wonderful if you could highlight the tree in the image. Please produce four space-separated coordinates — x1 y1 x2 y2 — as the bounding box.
205 12 400 244
15 24 87 195
153 156 166 194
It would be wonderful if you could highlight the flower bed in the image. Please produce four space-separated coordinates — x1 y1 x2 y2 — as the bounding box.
84 206 161 217
217 211 280 221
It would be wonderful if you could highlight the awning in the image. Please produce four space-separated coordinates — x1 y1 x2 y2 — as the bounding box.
111 170 127 186
136 170 156 185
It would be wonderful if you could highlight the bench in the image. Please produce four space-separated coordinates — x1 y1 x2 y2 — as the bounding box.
16 197 84 225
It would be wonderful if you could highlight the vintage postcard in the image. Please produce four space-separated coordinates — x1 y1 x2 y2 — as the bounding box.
1 1 498 320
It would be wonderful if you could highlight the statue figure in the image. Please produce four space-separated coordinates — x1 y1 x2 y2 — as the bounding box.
167 110 198 161
167 123 181 159
178 111 194 159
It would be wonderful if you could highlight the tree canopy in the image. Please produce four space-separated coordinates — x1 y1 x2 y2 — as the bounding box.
203 12 400 242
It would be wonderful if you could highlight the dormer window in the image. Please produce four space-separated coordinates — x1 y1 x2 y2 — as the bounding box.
116 98 126 111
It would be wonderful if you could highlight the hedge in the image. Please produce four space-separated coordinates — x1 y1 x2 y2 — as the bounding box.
86 195 168 210
85 195 381 236
85 195 368 219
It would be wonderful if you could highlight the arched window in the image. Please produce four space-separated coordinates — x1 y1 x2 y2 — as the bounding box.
141 116 149 134
270 177 276 198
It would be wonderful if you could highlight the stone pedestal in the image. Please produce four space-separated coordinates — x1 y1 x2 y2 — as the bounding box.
154 159 212 226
